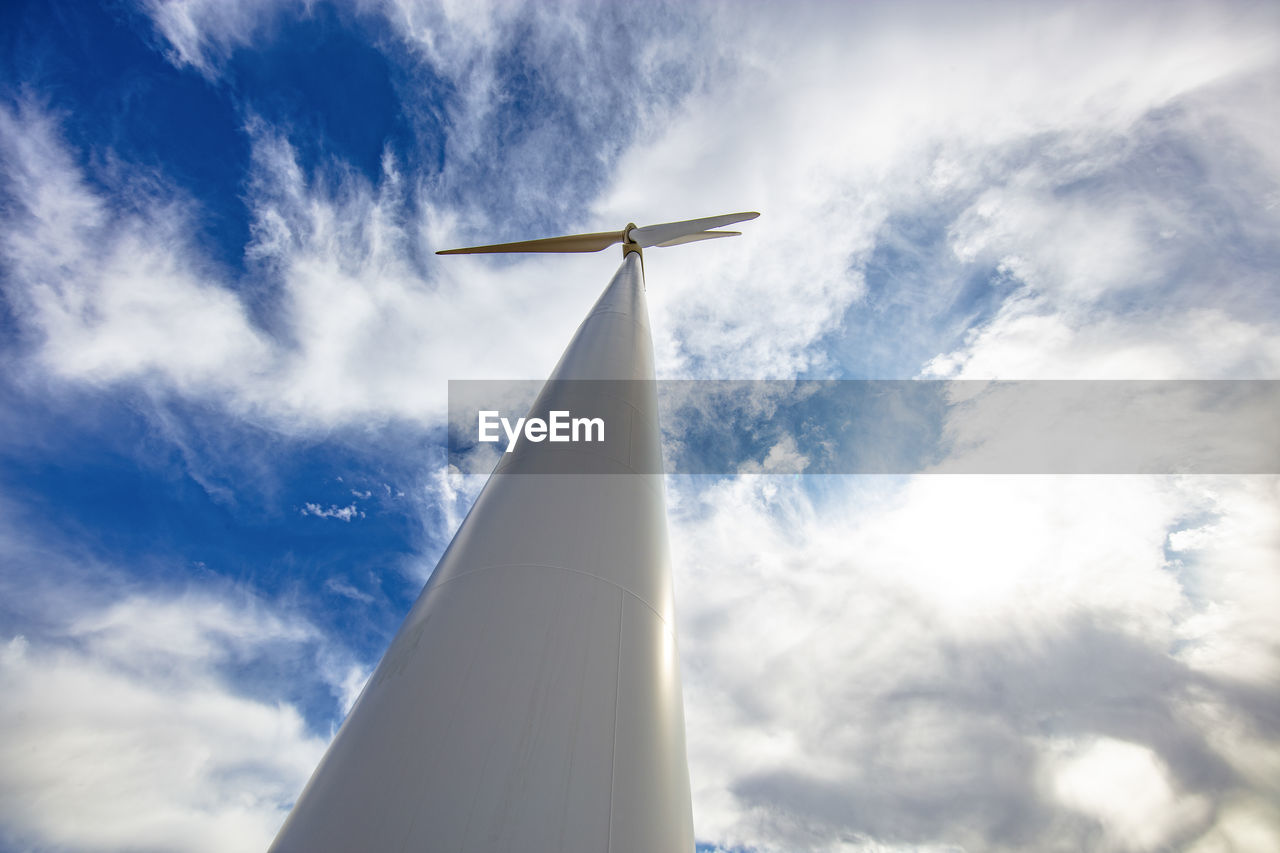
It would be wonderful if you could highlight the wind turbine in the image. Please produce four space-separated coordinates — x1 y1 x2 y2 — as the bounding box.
270 211 759 853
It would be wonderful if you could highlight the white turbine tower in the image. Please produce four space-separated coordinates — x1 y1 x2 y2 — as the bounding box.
270 211 759 853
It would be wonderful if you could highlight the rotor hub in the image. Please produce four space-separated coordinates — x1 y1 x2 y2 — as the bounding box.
622 222 642 258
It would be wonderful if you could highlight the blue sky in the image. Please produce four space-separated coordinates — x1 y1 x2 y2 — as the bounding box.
2 1 1279 851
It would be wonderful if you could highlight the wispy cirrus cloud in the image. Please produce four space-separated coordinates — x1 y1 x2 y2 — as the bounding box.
0 101 274 393
140 0 297 75
0 100 586 427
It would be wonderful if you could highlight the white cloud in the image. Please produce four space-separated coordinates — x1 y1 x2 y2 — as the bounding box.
239 123 599 425
324 576 375 603
332 663 372 716
736 435 811 475
141 0 296 75
1187 797 1280 853
69 591 317 666
669 473 1280 851
1049 737 1209 851
0 591 332 853
402 461 487 580
0 103 596 429
923 306 1280 380
300 501 363 521
0 103 275 394
1169 476 1280 685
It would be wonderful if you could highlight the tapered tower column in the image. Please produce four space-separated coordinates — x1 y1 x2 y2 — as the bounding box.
271 252 693 852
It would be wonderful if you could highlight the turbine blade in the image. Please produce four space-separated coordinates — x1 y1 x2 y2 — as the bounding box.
436 230 624 255
654 230 741 248
629 211 759 249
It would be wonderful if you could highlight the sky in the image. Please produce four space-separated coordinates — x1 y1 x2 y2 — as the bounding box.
1 0 1278 851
